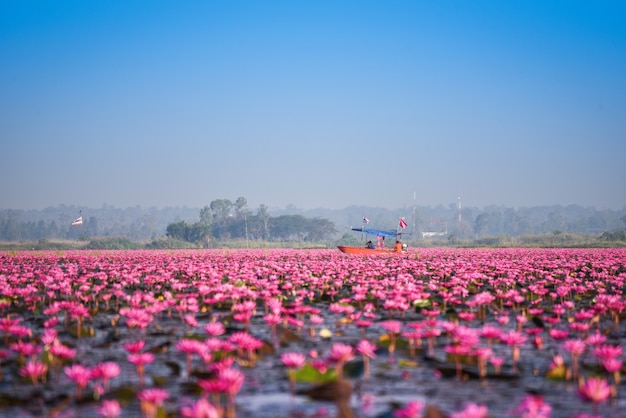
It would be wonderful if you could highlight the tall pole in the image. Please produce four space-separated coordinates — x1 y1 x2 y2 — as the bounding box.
245 214 249 248
362 216 365 242
413 191 416 238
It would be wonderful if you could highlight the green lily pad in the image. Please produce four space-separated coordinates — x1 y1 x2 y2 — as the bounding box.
294 362 337 384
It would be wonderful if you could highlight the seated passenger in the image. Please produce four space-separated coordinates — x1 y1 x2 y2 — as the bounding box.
366 240 375 249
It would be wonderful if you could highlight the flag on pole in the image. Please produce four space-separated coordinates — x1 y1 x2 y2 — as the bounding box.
362 216 369 224
399 217 407 229
71 216 83 226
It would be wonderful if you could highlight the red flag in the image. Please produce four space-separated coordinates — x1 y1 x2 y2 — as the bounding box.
399 218 407 229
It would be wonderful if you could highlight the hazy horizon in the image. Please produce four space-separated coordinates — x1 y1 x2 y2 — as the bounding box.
2 1 625 211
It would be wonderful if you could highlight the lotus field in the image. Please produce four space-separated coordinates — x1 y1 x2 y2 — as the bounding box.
1 248 625 418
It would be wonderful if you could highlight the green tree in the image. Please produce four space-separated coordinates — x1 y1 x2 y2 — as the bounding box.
210 199 234 223
305 217 337 241
166 221 188 241
256 204 270 240
234 197 248 219
199 206 213 226
474 213 492 237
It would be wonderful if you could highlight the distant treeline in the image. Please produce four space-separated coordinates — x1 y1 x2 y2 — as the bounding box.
0 198 336 246
163 198 336 246
1 200 625 243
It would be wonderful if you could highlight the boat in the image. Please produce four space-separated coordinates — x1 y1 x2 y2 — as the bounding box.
337 225 408 255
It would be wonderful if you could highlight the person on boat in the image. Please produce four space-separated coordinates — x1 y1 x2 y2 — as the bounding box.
366 240 375 249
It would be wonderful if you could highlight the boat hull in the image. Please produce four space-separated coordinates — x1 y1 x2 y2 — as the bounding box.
337 245 402 255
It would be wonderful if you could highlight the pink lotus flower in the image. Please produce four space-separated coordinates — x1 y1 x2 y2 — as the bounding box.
98 399 122 418
50 343 76 360
393 401 423 418
180 398 220 418
562 339 586 379
479 324 502 348
41 328 58 346
281 352 306 369
123 340 146 354
64 363 92 399
128 352 154 387
601 357 622 373
578 377 611 415
177 338 206 376
356 339 377 359
490 356 504 375
512 393 551 418
19 359 47 388
450 403 488 418
357 339 377 378
473 347 492 379
138 388 169 418
548 329 569 340
92 361 121 391
499 330 527 373
281 352 306 394
601 357 622 385
594 344 623 360
10 340 41 361
219 367 245 397
217 367 244 417
585 332 607 347
445 343 471 379
310 359 329 374
327 342 354 379
204 322 225 336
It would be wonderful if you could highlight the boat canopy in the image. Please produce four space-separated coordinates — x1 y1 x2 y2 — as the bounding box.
351 227 399 238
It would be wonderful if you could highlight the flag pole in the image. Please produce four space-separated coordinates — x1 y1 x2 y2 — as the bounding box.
79 210 85 240
362 216 365 243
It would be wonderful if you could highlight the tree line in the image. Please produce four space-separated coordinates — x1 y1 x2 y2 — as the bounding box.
1 201 625 244
165 198 337 246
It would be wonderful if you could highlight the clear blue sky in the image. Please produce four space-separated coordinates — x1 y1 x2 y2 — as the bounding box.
1 1 625 211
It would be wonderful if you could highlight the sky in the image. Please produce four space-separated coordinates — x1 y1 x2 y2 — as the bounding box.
1 1 625 211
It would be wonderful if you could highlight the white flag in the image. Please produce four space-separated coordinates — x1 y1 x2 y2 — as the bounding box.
71 216 83 226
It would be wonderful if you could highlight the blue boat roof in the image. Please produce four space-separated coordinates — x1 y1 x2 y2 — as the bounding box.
351 227 399 238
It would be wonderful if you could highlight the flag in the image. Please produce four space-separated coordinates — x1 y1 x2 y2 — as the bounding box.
399 218 407 229
362 216 369 224
71 216 83 226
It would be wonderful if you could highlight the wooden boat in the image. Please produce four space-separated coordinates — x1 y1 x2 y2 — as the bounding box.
337 224 408 255
337 245 404 255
